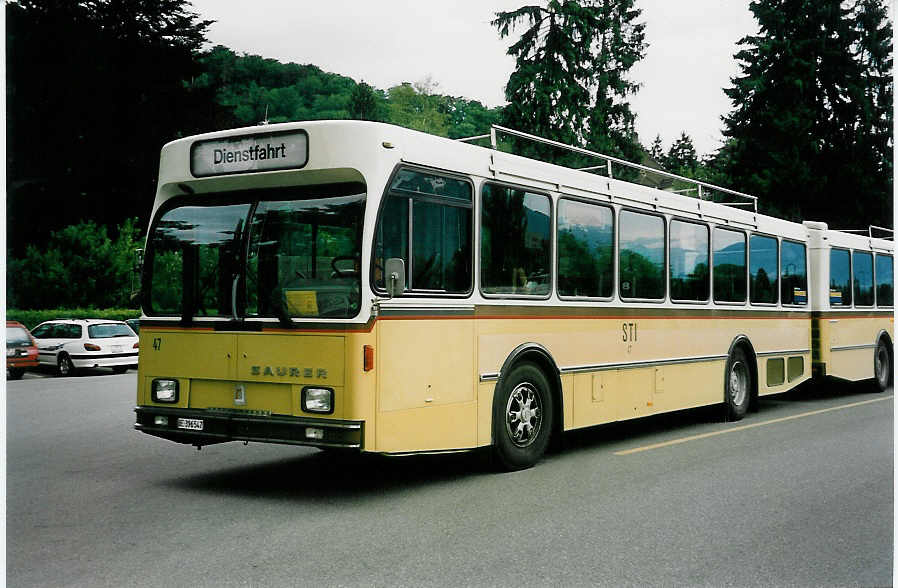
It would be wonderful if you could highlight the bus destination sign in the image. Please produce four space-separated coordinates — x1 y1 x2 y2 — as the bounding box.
190 130 308 177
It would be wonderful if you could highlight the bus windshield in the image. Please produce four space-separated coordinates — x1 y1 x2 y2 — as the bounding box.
145 184 365 321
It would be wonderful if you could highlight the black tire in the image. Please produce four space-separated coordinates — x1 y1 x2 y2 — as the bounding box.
57 354 77 377
112 366 128 375
492 362 553 471
724 347 751 421
8 367 25 380
873 339 892 392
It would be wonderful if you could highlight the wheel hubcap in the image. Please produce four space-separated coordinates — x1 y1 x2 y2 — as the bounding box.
505 383 542 448
729 361 747 406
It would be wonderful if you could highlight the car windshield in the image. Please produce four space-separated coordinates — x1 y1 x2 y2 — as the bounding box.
6 326 32 347
145 183 365 321
88 324 134 338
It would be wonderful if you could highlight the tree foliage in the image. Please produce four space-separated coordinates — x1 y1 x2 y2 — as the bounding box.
494 0 646 166
6 0 220 256
720 0 892 226
8 219 142 310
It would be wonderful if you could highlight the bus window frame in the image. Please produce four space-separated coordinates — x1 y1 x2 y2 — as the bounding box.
851 249 876 308
479 180 554 301
874 252 894 308
370 164 476 299
668 216 711 306
711 225 748 306
746 232 779 307
780 238 809 308
555 195 615 303
617 206 667 304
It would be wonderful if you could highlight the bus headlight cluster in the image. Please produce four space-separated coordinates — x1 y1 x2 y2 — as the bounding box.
152 379 179 403
302 387 333 414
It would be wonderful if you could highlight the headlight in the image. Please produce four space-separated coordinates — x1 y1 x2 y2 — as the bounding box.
152 379 179 403
301 387 334 414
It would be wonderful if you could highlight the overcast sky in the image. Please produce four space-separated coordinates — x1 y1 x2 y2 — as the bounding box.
189 0 758 157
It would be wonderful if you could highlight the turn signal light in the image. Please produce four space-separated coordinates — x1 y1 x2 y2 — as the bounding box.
363 345 374 372
84 343 101 351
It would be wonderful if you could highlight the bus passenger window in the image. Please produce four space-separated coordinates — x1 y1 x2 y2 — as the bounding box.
669 220 709 302
749 235 778 304
875 254 893 307
557 199 613 298
781 240 807 305
481 183 551 296
829 248 851 306
713 228 746 303
619 210 665 300
853 251 874 306
374 168 472 294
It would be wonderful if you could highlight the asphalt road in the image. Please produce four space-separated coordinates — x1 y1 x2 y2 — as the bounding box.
6 372 893 587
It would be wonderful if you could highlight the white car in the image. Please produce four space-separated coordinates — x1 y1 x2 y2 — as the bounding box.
30 319 139 376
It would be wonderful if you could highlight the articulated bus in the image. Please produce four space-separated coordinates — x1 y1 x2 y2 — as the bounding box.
134 120 893 469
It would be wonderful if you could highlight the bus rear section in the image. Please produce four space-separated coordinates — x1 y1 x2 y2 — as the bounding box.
806 222 894 389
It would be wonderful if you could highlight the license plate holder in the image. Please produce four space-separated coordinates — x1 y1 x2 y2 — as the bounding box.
177 418 204 431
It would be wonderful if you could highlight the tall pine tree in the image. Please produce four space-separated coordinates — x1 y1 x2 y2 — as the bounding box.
721 0 892 226
493 0 645 166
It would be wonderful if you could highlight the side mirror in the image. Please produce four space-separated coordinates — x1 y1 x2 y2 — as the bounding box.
384 258 405 298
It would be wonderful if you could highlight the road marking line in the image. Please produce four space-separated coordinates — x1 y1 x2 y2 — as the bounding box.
614 395 893 456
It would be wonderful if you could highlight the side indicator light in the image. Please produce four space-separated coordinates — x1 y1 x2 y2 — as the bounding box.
363 345 375 372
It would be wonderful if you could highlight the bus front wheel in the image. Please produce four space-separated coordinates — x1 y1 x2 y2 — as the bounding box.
724 347 751 421
492 362 553 471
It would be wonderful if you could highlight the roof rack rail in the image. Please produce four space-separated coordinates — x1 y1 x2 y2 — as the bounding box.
457 124 758 212
831 225 894 239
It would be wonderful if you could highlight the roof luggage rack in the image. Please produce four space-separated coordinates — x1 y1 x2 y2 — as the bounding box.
457 124 758 212
830 225 894 239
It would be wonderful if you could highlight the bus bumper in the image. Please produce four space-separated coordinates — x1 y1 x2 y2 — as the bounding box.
134 407 363 449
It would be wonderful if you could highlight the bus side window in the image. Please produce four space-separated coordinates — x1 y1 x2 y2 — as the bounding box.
557 199 613 298
829 248 851 306
781 240 807 305
853 251 874 306
481 183 551 296
875 254 893 307
713 228 746 303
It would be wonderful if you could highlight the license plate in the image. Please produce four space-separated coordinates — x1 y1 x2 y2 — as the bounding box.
111 345 123 353
177 418 204 431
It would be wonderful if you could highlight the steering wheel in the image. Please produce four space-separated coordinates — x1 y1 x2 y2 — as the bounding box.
331 255 359 278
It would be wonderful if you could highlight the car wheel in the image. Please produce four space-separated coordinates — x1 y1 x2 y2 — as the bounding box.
57 354 77 377
873 339 892 392
8 367 25 380
112 366 128 375
724 347 751 420
492 362 553 471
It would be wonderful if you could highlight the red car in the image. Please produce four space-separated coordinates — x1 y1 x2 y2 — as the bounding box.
7 321 39 379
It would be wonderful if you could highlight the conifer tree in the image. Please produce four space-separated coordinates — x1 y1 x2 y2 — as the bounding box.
494 0 646 165
721 0 892 226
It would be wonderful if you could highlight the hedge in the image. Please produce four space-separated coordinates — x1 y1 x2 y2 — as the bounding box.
7 309 140 331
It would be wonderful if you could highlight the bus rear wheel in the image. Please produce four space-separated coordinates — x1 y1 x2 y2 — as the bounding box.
492 362 553 471
873 339 892 392
724 347 751 420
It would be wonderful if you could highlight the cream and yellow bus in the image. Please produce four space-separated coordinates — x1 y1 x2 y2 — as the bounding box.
134 120 893 469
